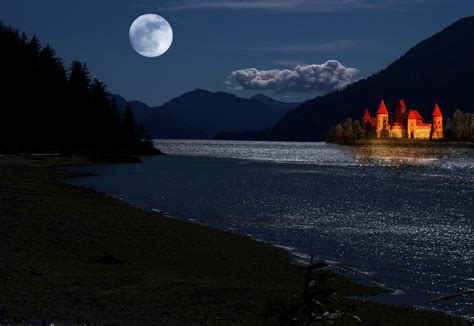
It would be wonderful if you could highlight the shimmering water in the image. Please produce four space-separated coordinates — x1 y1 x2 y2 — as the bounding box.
69 140 473 318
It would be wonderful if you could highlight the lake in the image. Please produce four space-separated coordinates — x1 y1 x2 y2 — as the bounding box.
69 140 473 318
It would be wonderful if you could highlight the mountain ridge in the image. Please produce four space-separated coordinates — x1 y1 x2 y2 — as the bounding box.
114 89 301 139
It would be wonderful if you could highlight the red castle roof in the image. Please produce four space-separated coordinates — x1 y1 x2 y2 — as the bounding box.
431 103 442 117
362 108 371 121
407 110 423 120
371 117 377 127
376 100 389 115
397 99 406 109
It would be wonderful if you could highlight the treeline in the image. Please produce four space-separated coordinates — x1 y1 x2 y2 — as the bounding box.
0 23 156 154
327 118 364 142
447 109 474 140
328 110 474 142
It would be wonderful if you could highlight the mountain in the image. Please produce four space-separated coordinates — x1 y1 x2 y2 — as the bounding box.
250 94 302 112
254 16 474 141
143 89 293 138
111 90 296 139
110 94 153 120
110 94 207 139
142 113 208 140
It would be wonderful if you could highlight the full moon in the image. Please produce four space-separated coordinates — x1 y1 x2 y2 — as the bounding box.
129 14 173 58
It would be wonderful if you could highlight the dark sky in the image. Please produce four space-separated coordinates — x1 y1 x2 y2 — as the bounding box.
1 0 473 106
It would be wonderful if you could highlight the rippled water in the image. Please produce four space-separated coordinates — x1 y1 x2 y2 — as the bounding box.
69 140 473 318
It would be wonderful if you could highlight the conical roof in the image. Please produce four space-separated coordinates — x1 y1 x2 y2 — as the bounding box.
431 103 442 117
407 110 423 120
397 99 406 109
362 108 371 121
376 100 389 115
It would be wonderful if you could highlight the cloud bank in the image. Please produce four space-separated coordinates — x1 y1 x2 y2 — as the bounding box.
227 60 359 94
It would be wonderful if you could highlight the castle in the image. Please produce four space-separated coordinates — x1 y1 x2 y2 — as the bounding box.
361 99 444 139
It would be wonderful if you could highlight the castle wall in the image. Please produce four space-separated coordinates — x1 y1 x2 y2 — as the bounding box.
376 115 389 138
390 128 404 138
431 130 443 139
431 117 443 139
407 119 417 139
415 127 431 139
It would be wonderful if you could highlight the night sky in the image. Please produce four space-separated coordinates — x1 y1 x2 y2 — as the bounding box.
1 0 473 105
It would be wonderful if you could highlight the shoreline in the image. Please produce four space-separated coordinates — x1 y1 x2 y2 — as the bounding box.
327 139 474 148
0 155 469 325
103 201 473 324
64 155 474 324
65 157 474 324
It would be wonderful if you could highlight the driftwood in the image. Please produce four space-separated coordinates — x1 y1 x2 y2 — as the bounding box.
291 254 362 324
427 289 474 303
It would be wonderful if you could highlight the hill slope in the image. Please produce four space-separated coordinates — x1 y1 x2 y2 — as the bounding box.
110 95 207 139
149 89 293 138
250 94 302 112
264 16 474 141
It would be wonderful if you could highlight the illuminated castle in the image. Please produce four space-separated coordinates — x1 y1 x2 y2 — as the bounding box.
361 100 444 139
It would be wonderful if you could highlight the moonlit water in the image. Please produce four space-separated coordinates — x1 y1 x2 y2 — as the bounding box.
69 140 473 318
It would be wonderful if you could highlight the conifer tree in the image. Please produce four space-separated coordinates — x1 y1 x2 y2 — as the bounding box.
138 123 153 146
343 117 354 141
353 120 362 139
122 106 136 133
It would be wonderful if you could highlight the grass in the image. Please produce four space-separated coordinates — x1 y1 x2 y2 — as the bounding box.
0 155 468 325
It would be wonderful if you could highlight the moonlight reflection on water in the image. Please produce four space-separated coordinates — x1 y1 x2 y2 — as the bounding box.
70 140 473 318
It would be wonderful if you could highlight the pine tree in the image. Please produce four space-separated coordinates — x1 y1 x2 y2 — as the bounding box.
353 120 362 139
68 61 90 98
27 35 40 58
138 123 153 145
334 124 344 140
122 105 139 147
451 109 466 140
343 117 354 141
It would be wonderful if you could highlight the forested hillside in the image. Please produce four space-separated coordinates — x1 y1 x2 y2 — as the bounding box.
0 24 157 154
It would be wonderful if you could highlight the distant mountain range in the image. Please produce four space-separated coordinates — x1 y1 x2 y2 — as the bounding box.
249 94 303 113
111 90 301 139
221 16 474 141
111 94 207 139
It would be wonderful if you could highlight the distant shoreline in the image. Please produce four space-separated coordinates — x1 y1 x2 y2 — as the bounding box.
328 138 474 148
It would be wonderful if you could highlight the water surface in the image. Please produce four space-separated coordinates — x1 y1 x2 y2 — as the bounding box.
69 140 473 318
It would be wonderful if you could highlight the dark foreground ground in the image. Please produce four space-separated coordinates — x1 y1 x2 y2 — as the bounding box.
0 155 468 325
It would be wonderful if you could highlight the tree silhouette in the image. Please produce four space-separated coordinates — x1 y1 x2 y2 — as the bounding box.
0 23 156 154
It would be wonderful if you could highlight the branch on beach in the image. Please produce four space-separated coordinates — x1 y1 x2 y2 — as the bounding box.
427 289 474 303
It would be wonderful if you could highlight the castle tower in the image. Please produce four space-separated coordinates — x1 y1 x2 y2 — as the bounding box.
395 99 406 123
362 108 371 125
376 100 389 138
431 103 443 139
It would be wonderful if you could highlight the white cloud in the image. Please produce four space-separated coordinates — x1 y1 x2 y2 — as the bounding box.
227 60 359 93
